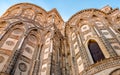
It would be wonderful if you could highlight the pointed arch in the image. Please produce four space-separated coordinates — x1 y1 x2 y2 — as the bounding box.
13 28 40 75
88 39 105 63
0 22 26 74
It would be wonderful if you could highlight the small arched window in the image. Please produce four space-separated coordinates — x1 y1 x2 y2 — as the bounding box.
88 40 105 63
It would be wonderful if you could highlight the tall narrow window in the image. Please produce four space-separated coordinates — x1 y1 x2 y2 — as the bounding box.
88 40 105 63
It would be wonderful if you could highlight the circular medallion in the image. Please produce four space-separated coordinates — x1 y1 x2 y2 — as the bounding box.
25 47 32 54
6 41 14 46
19 63 27 72
0 56 4 63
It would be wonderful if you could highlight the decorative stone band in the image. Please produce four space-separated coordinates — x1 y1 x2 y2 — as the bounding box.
82 57 120 75
0 72 9 75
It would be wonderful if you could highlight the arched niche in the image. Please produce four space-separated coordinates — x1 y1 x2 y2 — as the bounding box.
13 29 39 75
35 13 44 25
88 39 105 63
9 7 21 17
47 15 53 23
0 24 25 51
22 32 38 59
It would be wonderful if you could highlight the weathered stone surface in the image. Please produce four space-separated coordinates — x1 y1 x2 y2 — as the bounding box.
0 3 120 75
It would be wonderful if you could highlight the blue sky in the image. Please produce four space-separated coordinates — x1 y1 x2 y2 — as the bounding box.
0 0 120 21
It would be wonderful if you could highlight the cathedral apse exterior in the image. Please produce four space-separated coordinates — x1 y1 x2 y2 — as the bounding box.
0 3 120 75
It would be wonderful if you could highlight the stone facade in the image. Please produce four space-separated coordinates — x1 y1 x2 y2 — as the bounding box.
0 3 120 75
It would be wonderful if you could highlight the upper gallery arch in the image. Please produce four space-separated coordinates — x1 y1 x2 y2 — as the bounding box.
67 8 107 27
1 3 47 20
1 3 64 27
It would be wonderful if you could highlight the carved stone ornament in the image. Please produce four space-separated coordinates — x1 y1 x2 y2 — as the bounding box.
25 47 32 54
19 63 27 72
6 40 14 46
